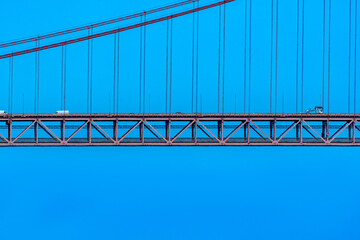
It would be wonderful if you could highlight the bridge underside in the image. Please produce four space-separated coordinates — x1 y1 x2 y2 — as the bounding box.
0 114 360 146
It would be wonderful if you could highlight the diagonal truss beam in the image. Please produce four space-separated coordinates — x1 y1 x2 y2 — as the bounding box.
144 124 162 141
119 121 142 142
91 121 115 143
303 121 326 142
355 121 360 132
277 121 300 142
302 124 319 140
250 121 273 142
197 121 220 142
1 115 360 146
144 121 168 143
224 121 247 142
38 121 61 142
12 121 36 143
249 125 267 141
171 120 195 143
0 132 9 143
66 120 89 143
329 121 353 143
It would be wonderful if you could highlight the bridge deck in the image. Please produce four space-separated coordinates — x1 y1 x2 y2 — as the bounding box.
0 114 359 146
1 113 359 119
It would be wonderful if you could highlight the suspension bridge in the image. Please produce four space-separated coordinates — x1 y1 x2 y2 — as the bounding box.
0 0 359 146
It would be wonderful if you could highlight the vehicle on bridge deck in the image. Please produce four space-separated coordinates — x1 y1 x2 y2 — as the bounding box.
306 106 323 114
56 110 69 114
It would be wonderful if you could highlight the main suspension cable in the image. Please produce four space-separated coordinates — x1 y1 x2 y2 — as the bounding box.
0 0 198 49
0 1 234 60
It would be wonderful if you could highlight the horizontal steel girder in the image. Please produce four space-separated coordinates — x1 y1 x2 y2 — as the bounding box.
0 114 360 146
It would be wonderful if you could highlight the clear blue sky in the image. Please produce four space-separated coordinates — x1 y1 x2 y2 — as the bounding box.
0 0 360 239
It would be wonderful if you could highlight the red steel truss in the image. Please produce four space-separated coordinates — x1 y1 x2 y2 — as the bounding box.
1 114 360 146
0 0 234 59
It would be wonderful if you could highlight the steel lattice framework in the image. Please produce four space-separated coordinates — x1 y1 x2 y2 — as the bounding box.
0 114 360 146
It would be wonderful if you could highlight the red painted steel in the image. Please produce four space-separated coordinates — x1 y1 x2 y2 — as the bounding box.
0 0 197 49
0 0 234 59
0 114 360 146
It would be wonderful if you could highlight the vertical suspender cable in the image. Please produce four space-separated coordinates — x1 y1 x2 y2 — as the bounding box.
11 57 14 114
12 57 13 114
296 0 299 113
87 26 93 114
61 44 67 111
166 20 169 114
244 0 247 114
23 93 24 115
37 41 40 114
222 2 226 114
349 0 352 114
90 27 93 114
328 0 331 113
235 95 237 113
9 56 13 114
355 0 358 114
11 57 13 114
170 17 173 114
192 2 195 113
143 13 147 115
322 0 326 108
248 0 252 114
196 0 200 113
275 0 279 114
35 39 38 114
139 15 143 114
301 0 305 112
61 45 64 110
270 0 273 113
117 32 120 114
64 44 67 111
87 29 90 113
218 5 222 114
113 33 117 114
